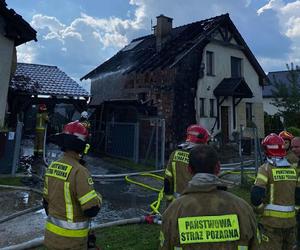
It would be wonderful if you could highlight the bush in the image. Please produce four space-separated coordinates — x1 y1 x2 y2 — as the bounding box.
287 127 300 136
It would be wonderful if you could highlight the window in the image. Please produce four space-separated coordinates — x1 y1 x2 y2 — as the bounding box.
209 99 215 117
231 56 242 77
199 98 205 117
206 51 214 76
246 103 253 122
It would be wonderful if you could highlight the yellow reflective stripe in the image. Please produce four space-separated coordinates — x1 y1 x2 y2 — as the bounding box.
173 151 189 164
272 168 297 181
263 210 295 218
159 230 165 247
46 162 72 181
43 176 48 195
256 173 268 184
270 184 274 204
172 162 176 193
35 127 46 130
78 190 98 205
165 169 173 177
178 214 240 244
46 221 88 238
238 246 248 250
64 182 73 222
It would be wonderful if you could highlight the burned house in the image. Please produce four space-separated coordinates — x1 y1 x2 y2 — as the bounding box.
82 14 266 152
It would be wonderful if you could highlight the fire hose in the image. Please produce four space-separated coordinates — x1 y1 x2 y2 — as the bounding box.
0 215 161 250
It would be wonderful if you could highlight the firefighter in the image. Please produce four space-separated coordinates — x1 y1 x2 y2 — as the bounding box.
43 121 102 250
279 130 298 164
291 136 300 249
34 104 49 158
79 111 91 130
159 144 259 249
164 124 210 204
251 133 298 250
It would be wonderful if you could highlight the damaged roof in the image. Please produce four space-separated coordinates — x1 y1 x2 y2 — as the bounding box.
81 13 266 85
10 63 90 98
0 0 37 45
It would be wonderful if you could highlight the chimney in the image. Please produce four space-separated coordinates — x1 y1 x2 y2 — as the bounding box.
154 14 173 52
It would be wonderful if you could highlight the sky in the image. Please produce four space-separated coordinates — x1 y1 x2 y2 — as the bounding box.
6 0 300 91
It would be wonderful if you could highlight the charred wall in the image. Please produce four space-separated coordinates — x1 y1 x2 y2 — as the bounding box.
172 46 205 147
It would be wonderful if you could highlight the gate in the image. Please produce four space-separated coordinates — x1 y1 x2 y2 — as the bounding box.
104 118 165 169
105 122 139 162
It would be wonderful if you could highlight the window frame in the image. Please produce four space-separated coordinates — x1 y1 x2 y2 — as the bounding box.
209 98 215 117
206 51 214 76
199 98 205 117
246 102 253 123
231 56 242 77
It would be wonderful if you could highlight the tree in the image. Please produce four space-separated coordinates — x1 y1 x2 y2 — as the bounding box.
271 63 300 128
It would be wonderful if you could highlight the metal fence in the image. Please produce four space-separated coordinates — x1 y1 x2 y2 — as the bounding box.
90 118 165 169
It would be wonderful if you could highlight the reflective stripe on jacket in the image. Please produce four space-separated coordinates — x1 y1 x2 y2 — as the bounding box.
164 149 192 200
43 152 101 239
254 162 297 228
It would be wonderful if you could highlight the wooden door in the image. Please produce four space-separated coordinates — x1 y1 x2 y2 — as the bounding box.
221 106 229 143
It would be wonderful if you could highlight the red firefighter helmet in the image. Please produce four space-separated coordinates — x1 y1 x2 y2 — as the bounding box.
63 121 88 141
186 124 210 144
60 121 89 153
262 133 286 158
39 104 47 112
279 131 294 141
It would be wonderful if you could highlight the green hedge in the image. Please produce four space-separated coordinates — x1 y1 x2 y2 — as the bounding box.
287 127 300 136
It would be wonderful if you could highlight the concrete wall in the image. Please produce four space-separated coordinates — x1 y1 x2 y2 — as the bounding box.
0 17 15 128
196 32 264 139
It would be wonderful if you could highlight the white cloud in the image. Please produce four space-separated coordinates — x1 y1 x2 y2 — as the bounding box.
257 0 300 66
16 0 295 80
17 42 39 63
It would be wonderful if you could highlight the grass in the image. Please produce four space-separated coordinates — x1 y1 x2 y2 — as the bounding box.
95 224 160 249
0 176 23 186
101 155 156 172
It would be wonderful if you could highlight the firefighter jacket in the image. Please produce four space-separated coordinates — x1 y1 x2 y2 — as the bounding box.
287 150 298 164
159 173 259 250
43 151 102 250
253 161 297 229
164 148 192 201
36 112 48 131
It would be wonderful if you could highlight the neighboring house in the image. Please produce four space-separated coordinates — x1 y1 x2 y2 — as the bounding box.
263 70 300 117
0 0 36 128
8 63 90 132
82 13 267 151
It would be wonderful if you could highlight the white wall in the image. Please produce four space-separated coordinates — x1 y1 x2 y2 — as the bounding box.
0 18 15 128
196 34 263 138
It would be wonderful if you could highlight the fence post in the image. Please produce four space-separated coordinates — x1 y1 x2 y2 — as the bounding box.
155 119 159 169
104 122 109 155
240 124 245 185
160 119 165 169
134 122 139 163
253 126 259 173
11 121 23 176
